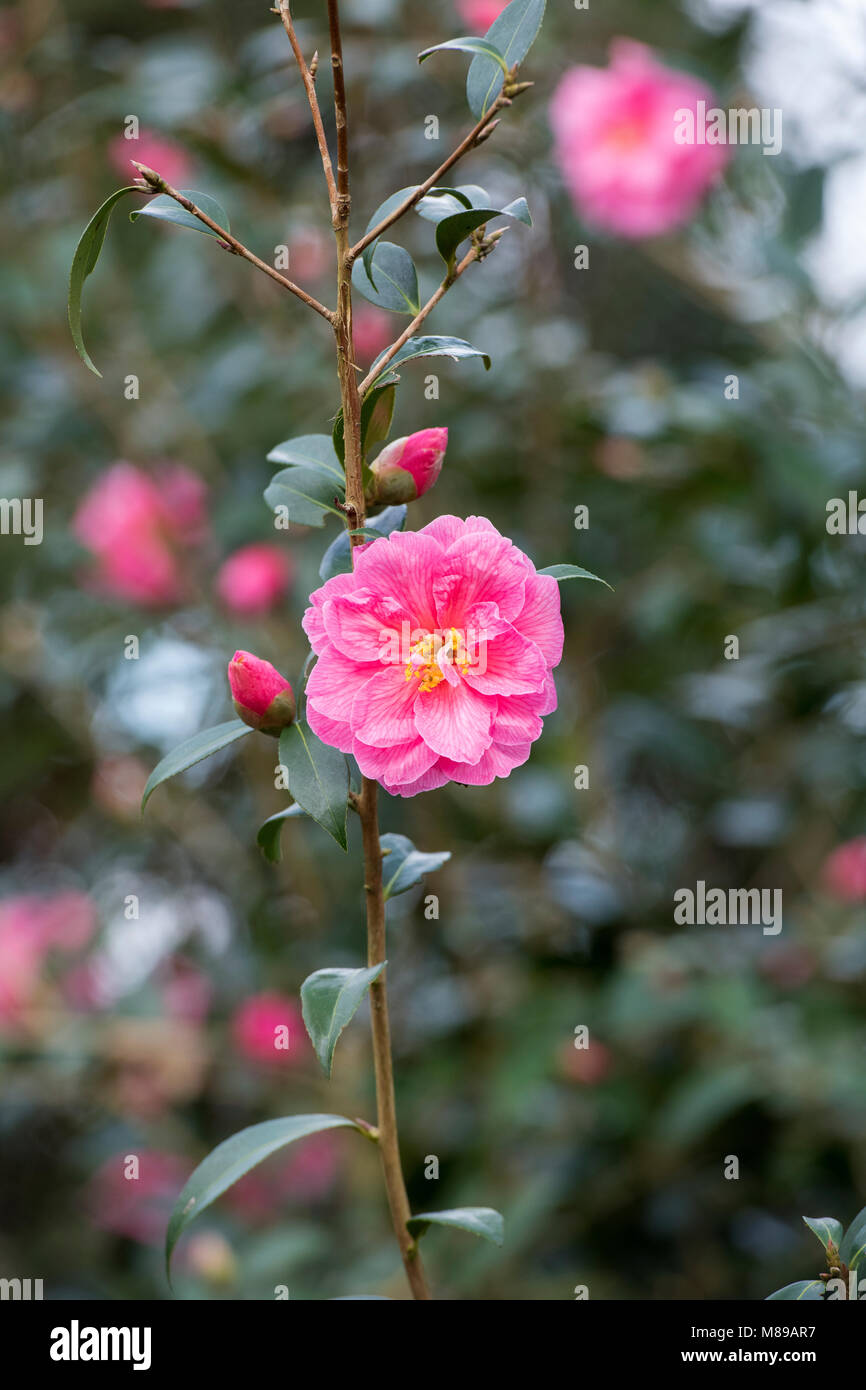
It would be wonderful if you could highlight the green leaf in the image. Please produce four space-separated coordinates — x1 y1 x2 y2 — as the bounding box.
467 0 546 118
278 722 349 850
415 186 479 223
256 805 307 863
264 465 345 528
142 720 253 811
266 433 344 479
360 185 475 285
419 37 508 74
361 186 418 288
539 563 612 590
319 505 407 581
407 1207 504 1246
352 242 420 315
434 195 531 268
300 964 386 1077
68 186 141 377
840 1204 866 1270
370 335 491 387
333 378 398 465
766 1280 825 1301
802 1216 843 1252
129 190 230 239
166 1115 359 1276
380 832 451 900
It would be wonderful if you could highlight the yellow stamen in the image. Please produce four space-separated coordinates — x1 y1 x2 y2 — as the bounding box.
404 627 471 692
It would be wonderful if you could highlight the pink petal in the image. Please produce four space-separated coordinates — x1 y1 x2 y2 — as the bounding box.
353 531 442 629
352 665 421 747
302 572 358 652
462 617 548 696
434 531 527 625
413 680 495 764
528 673 558 716
382 760 452 798
322 589 410 663
353 736 437 785
306 701 354 753
493 696 544 745
440 739 533 786
306 648 373 724
417 515 467 548
513 573 564 667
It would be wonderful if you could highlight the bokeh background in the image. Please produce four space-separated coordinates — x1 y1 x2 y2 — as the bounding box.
2 0 866 1300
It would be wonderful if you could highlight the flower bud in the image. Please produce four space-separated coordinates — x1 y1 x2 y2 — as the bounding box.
228 650 295 736
368 427 447 505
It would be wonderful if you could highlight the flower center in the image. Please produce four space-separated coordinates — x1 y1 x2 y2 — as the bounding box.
404 627 471 693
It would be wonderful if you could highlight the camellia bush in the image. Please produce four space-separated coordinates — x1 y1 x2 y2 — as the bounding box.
67 0 607 1300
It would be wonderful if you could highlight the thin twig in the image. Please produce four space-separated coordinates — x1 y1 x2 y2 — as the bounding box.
131 163 334 322
326 0 351 220
275 1 338 222
348 96 510 263
359 777 432 1301
357 234 502 396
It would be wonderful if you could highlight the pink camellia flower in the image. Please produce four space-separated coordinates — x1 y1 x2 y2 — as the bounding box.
303 515 562 797
108 130 191 188
549 40 728 239
227 650 296 734
823 838 866 902
0 892 96 1029
216 543 292 616
369 428 447 504
72 461 207 606
352 306 392 365
232 992 305 1066
456 0 509 30
88 1151 188 1245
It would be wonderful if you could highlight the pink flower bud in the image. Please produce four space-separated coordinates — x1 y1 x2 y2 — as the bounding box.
216 543 292 616
228 650 295 735
369 427 448 504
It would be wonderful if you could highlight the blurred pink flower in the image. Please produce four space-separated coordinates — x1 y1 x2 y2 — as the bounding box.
0 892 95 1029
823 838 866 902
216 543 292 616
161 957 213 1023
72 462 208 606
352 306 392 365
89 1151 188 1245
549 40 728 238
228 1134 340 1221
303 515 562 796
231 991 306 1065
456 0 509 29
287 227 331 282
108 130 191 187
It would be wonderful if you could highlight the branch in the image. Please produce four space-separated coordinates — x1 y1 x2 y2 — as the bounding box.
357 231 503 396
359 778 432 1301
348 93 514 264
274 1 338 223
326 0 351 221
131 163 334 323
